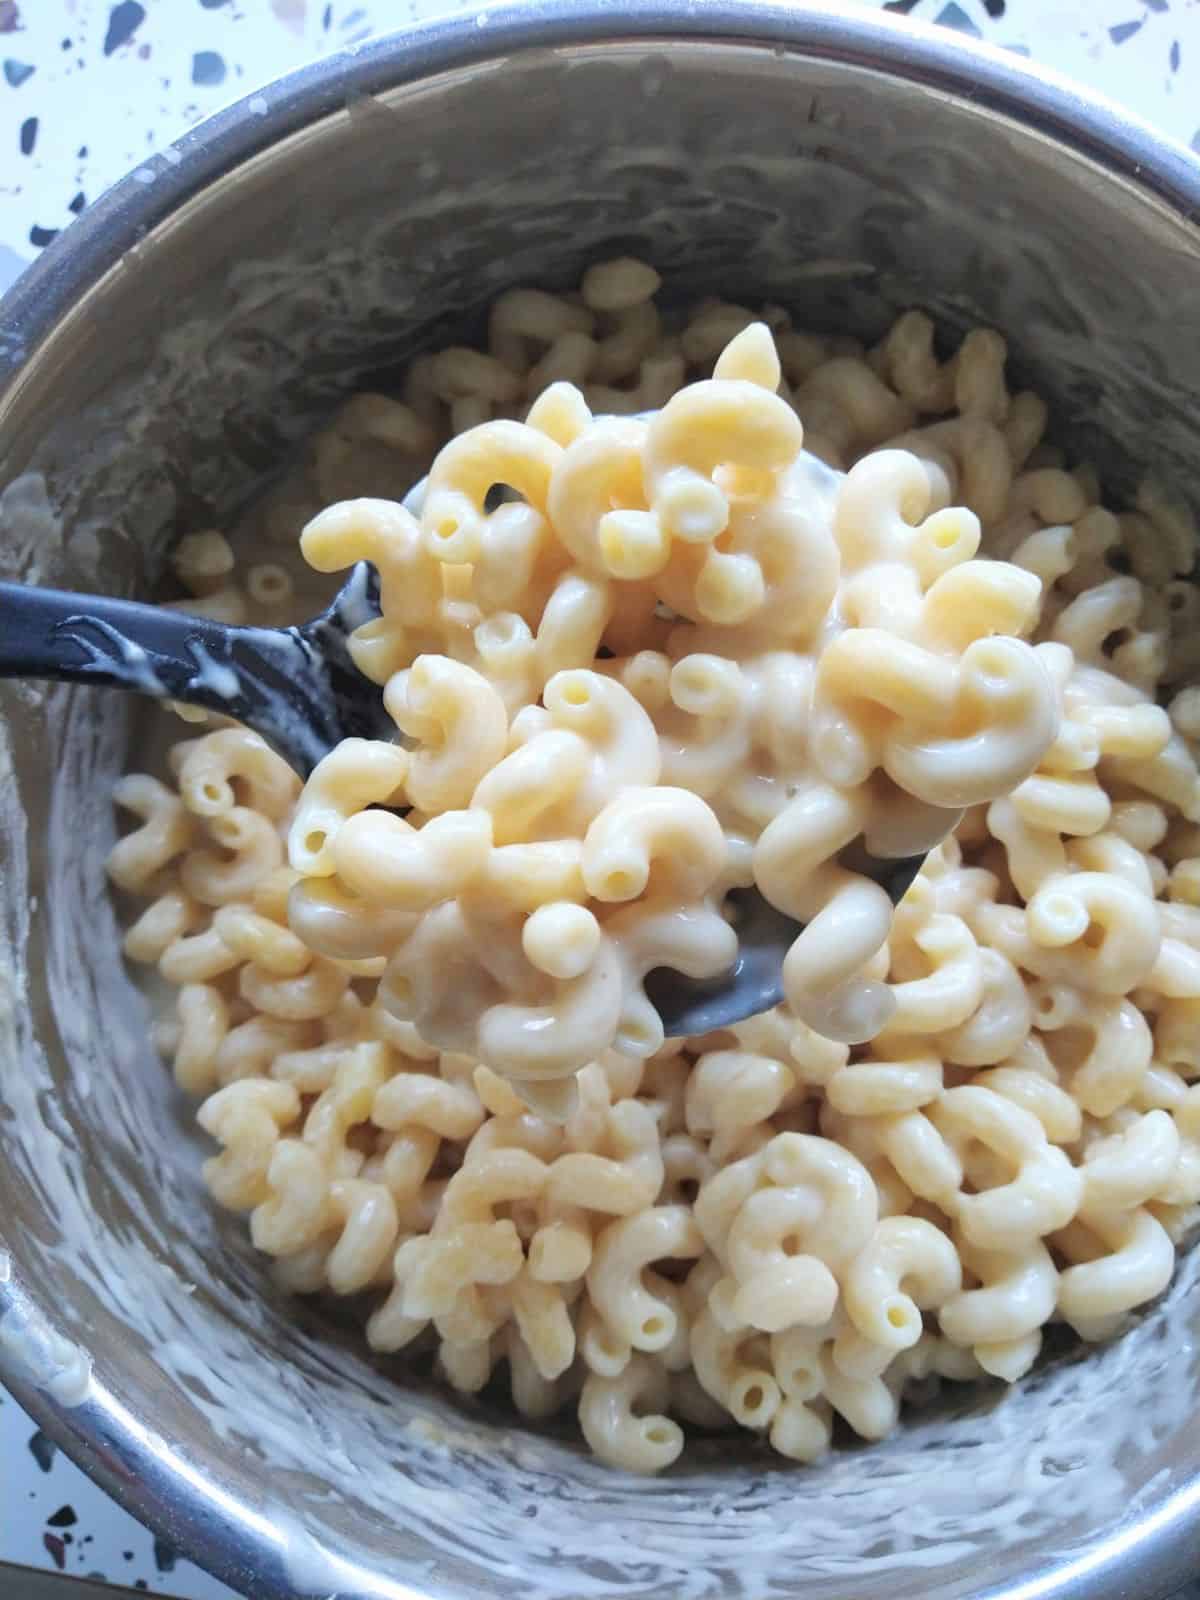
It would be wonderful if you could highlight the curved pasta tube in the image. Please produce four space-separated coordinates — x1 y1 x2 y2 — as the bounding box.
831 448 948 572
920 560 1042 652
587 1206 704 1352
1056 1209 1174 1331
287 877 418 962
1079 1110 1180 1217
656 489 841 631
781 868 896 1044
932 1086 1082 1251
372 1069 485 1142
546 1097 664 1217
210 904 309 977
288 738 409 877
656 655 754 799
323 1179 400 1295
107 775 195 892
180 807 284 907
690 1306 781 1431
477 936 625 1081
547 417 654 575
842 1216 961 1350
604 897 740 1060
971 1066 1082 1145
644 378 803 546
384 656 509 812
878 914 984 1038
170 983 230 1094
685 1051 797 1160
582 786 726 902
939 1239 1058 1348
578 1353 683 1473
1024 871 1162 993
421 419 561 565
723 1187 840 1333
883 636 1059 808
826 1046 942 1116
178 728 300 821
197 1078 301 1210
378 901 504 1055
300 497 441 626
541 670 662 829
470 729 591 846
936 948 1032 1066
755 782 895 1043
332 808 493 911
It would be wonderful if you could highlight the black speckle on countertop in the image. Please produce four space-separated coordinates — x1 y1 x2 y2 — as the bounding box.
103 0 146 55
982 0 1005 16
153 1536 179 1573
1109 18 1145 45
42 1533 67 1571
3 56 34 85
68 190 86 213
322 1 332 25
135 1582 149 1591
28 1429 57 1471
29 223 59 247
0 1 20 34
1143 0 1168 11
191 48 226 84
1170 39 1181 72
123 1550 134 1561
46 1504 78 1528
935 2 981 35
199 0 230 7
882 0 922 12
18 112 35 153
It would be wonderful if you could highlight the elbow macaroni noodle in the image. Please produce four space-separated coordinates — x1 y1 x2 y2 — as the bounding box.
109 264 1200 1473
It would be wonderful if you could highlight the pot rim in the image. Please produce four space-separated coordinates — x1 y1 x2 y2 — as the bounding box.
3 5 1200 1599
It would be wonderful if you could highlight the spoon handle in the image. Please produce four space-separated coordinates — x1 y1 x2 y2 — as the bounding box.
0 578 259 718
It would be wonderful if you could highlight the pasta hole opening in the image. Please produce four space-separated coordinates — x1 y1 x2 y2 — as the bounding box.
1082 922 1106 949
560 681 591 707
742 1384 766 1414
641 1315 666 1340
886 1298 913 1331
643 1423 672 1445
932 522 961 550
603 869 638 898
1043 893 1077 923
304 830 328 857
434 518 459 542
202 782 224 805
209 816 243 848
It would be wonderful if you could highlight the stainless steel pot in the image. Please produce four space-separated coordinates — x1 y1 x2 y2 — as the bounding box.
2 6 1199 1599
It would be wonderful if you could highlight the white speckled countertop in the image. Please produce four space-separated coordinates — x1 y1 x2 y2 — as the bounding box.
2 0 1200 1594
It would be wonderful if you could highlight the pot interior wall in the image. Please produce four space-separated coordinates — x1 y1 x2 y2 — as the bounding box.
1 37 1199 1600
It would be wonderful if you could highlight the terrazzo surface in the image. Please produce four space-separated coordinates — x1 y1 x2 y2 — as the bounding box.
2 0 1200 1594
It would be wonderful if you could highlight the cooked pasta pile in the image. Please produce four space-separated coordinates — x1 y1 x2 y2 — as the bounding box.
109 261 1200 1472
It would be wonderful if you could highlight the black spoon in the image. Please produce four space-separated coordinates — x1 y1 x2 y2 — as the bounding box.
0 562 391 777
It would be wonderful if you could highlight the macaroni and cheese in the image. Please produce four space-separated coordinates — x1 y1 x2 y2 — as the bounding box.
110 262 1200 1473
